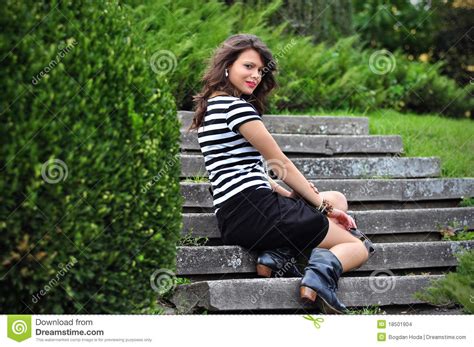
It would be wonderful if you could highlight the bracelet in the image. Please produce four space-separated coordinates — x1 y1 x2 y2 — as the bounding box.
317 199 324 210
317 199 334 216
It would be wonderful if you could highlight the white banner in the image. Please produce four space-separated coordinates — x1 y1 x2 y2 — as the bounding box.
1 315 471 346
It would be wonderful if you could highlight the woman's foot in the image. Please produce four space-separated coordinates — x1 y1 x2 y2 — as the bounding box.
256 247 303 278
300 248 348 314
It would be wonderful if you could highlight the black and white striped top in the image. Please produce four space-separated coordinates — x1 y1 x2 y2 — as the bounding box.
197 95 271 214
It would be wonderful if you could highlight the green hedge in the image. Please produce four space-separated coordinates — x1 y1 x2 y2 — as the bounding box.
0 0 182 313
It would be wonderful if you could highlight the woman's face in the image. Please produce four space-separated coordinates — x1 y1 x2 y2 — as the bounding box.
228 49 264 96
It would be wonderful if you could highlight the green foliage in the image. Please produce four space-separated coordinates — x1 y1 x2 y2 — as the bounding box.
431 3 473 85
261 0 355 44
444 231 474 242
459 198 474 207
438 222 474 242
347 305 385 315
182 175 209 183
133 0 238 111
353 0 473 86
134 0 472 118
178 231 208 247
159 277 191 302
414 250 474 313
353 0 442 55
0 0 182 313
267 36 472 118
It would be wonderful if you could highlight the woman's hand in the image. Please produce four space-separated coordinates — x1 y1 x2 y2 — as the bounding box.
289 182 356 230
288 189 299 199
329 208 357 230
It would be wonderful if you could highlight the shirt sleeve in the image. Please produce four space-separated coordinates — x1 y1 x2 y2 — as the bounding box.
226 100 262 134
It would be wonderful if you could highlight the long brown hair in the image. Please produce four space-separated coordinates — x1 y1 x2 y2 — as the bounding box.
188 34 277 132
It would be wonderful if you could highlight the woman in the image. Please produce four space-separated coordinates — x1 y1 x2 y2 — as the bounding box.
188 34 370 314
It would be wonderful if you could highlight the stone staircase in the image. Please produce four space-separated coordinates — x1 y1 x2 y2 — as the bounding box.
170 110 474 314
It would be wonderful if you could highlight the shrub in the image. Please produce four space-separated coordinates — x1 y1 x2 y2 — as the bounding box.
134 0 472 118
415 250 474 313
0 0 182 313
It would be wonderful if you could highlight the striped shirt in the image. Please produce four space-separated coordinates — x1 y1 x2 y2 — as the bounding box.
197 95 271 214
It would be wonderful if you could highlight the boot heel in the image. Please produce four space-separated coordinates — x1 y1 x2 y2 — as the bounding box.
256 264 272 277
300 286 317 302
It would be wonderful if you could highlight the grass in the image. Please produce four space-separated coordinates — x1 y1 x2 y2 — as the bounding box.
347 305 385 315
459 197 474 207
178 230 209 246
415 221 473 313
182 173 209 183
275 108 473 178
437 219 474 241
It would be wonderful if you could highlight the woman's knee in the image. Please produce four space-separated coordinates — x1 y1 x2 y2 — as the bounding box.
354 238 370 262
317 217 358 248
333 191 348 211
320 191 348 212
320 228 369 263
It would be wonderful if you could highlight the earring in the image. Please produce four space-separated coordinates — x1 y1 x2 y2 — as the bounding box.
225 68 229 77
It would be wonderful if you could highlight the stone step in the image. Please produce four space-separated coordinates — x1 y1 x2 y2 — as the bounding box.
181 178 474 209
170 275 444 312
180 155 441 179
182 207 474 239
176 241 473 276
181 131 403 155
178 110 369 135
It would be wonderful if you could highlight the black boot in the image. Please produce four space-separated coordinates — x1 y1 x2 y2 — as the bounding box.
256 247 303 278
300 248 348 314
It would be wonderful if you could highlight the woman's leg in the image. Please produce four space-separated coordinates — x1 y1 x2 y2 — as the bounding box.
319 191 349 212
317 218 369 272
315 191 368 272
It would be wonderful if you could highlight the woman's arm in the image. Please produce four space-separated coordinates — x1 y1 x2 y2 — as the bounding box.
238 120 324 208
267 175 291 197
268 174 321 200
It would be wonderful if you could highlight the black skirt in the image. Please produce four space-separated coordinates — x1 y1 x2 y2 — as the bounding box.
216 186 329 253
